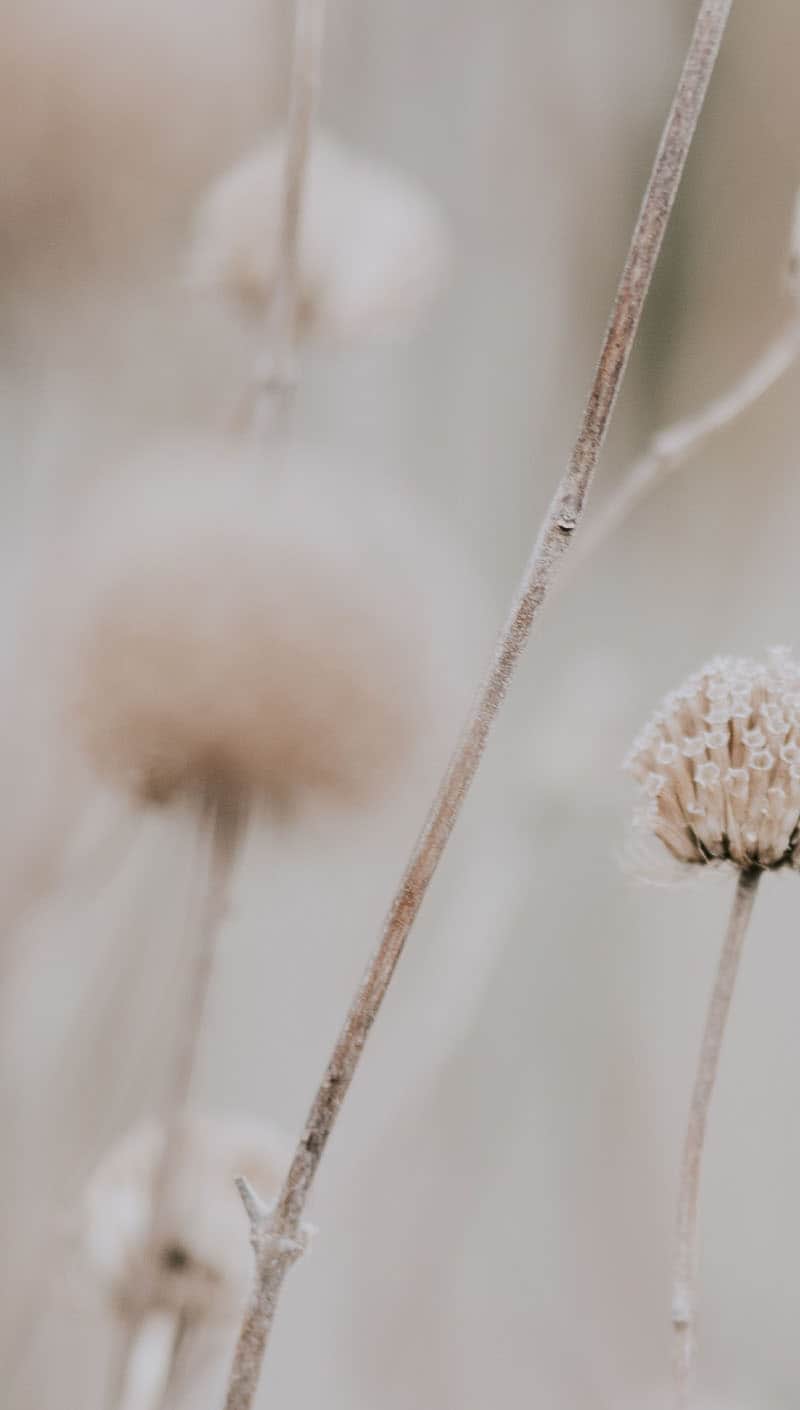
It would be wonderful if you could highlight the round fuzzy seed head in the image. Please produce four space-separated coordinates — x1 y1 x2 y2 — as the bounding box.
84 1113 289 1321
188 129 450 342
625 648 800 870
59 437 430 810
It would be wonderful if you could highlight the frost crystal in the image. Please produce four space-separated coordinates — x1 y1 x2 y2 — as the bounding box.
625 649 800 869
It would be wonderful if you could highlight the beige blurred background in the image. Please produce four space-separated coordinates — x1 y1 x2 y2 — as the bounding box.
1 2 800 1407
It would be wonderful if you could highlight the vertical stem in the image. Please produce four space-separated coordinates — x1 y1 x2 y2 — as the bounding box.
221 5 733 1409
112 797 244 1410
150 797 244 1226
672 866 760 1408
249 0 327 443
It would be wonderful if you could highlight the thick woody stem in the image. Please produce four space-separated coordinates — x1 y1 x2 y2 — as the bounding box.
248 0 326 442
672 866 760 1408
222 4 732 1407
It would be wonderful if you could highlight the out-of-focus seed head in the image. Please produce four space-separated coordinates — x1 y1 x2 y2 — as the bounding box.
57 436 432 812
188 129 450 343
84 1113 290 1322
625 648 800 871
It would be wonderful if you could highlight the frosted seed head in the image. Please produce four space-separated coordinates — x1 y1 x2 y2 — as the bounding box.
625 649 800 870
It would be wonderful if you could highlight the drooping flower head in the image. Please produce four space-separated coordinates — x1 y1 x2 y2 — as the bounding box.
625 648 800 870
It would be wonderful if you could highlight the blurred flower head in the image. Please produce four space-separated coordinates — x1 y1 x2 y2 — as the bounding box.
56 436 432 811
625 647 800 871
84 1112 289 1322
188 129 450 342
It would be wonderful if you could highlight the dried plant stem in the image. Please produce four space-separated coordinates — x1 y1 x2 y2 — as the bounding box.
247 0 326 442
221 5 732 1408
113 799 243 1410
151 798 243 1221
115 1311 181 1410
567 316 800 579
672 865 760 1409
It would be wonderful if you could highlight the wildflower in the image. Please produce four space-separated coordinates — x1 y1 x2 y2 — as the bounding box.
625 648 800 869
188 129 450 342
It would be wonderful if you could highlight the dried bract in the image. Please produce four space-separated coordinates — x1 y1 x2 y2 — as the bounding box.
626 647 800 869
188 129 450 341
58 437 429 810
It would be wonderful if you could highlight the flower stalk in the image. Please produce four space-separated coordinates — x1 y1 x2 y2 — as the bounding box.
672 866 760 1408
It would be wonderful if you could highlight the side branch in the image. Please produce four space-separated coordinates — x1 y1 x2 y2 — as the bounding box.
222 4 733 1407
569 317 800 578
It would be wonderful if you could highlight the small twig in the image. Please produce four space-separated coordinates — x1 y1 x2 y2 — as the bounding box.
245 0 326 442
672 866 760 1408
221 5 732 1407
567 316 800 578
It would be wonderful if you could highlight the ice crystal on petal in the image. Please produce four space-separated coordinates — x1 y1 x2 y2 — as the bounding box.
625 649 800 869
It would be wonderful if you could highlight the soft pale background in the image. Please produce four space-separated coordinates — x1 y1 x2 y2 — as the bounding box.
1 2 799 1407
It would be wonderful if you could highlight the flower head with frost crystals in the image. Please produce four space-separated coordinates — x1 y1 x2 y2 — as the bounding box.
625 648 800 870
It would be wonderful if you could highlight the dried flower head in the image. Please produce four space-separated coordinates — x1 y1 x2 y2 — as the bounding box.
626 647 800 870
84 1113 289 1322
188 129 450 341
57 436 429 809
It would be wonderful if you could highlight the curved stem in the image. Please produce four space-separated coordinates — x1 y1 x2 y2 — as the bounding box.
221 5 732 1408
672 866 760 1408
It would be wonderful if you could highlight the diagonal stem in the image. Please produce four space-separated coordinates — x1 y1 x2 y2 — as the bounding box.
672 865 760 1409
222 4 733 1407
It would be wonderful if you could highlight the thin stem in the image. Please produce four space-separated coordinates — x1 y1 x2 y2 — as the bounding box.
112 798 243 1410
247 0 326 443
150 798 243 1227
221 5 732 1406
566 317 800 580
672 866 760 1409
115 1311 181 1410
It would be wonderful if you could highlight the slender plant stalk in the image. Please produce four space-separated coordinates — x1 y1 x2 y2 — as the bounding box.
246 0 326 442
672 866 760 1409
114 1311 182 1410
112 798 243 1410
566 316 800 581
221 5 732 1408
